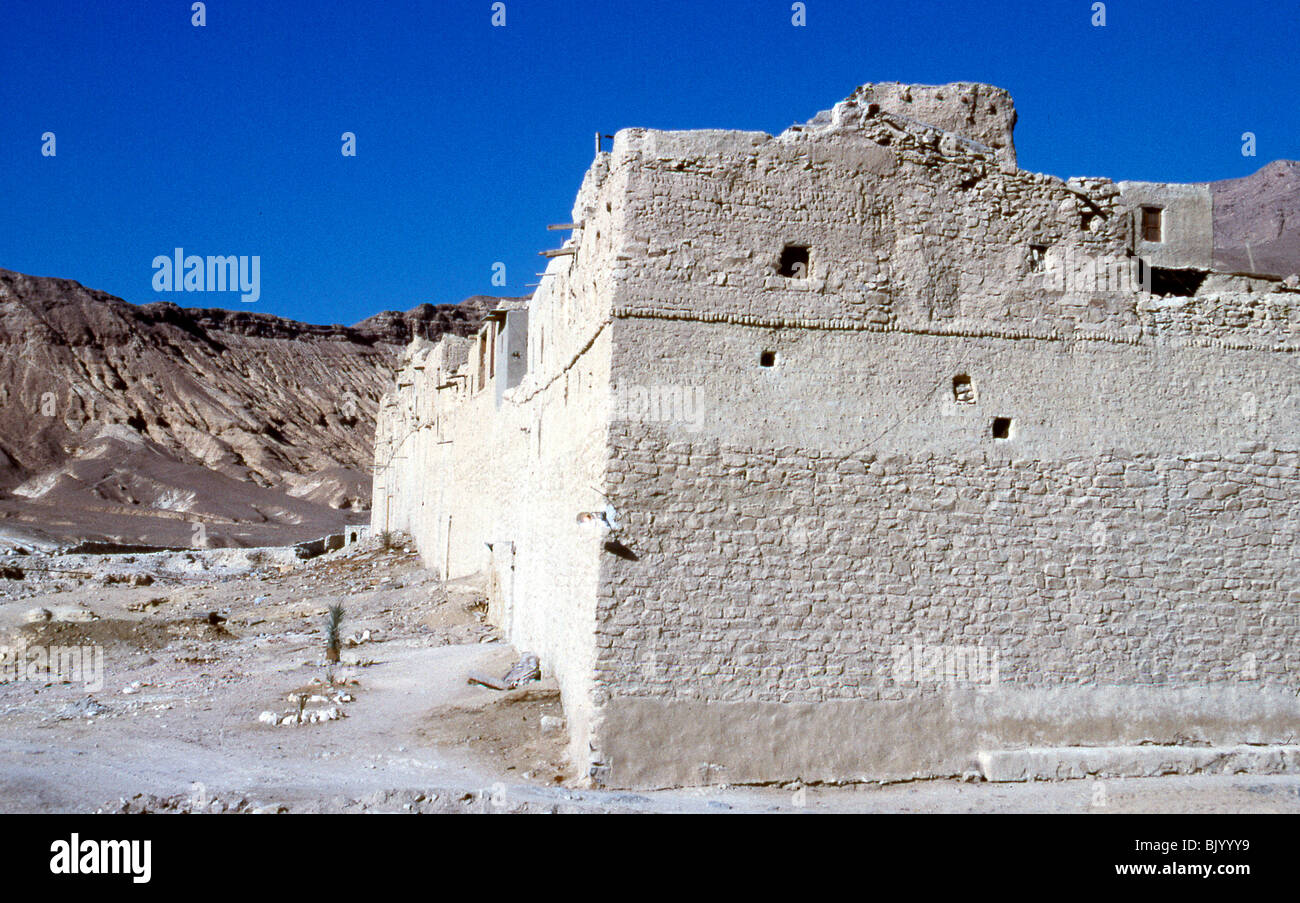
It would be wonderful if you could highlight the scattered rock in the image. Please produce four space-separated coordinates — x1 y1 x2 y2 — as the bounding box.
126 597 169 612
55 697 110 720
612 793 651 805
24 607 53 623
362 790 390 807
267 705 345 726
503 653 541 688
101 573 152 587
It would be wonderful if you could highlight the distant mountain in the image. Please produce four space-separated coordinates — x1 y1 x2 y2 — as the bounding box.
0 268 513 549
1211 159 1300 278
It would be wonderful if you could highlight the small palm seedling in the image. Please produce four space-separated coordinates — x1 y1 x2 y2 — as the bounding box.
325 604 345 663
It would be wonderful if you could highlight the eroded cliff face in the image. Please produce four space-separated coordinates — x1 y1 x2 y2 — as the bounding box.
0 268 504 547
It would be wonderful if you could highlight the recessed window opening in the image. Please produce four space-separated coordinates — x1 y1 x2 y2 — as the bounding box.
992 417 1012 440
1145 265 1208 298
953 374 976 404
760 350 777 368
778 244 811 278
1080 211 1097 232
1027 245 1046 273
1141 206 1163 243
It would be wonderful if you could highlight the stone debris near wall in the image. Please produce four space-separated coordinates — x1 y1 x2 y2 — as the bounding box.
374 82 1300 789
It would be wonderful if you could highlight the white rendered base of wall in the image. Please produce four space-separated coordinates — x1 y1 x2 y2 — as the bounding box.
977 745 1300 782
593 687 1300 788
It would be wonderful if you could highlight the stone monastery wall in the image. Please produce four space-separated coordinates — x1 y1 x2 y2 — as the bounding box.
373 157 622 761
376 82 1300 787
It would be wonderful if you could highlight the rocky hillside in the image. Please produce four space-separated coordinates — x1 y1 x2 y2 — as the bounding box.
1211 159 1300 277
0 268 507 549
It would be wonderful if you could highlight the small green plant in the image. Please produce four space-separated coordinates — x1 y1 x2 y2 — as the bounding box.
325 604 345 663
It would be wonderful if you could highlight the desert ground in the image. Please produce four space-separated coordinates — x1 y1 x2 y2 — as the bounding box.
1 537 1297 815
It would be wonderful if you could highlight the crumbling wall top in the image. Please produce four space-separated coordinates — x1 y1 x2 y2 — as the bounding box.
807 82 1018 167
572 151 612 224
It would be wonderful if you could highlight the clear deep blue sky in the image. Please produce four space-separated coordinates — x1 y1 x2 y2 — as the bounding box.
2 0 1296 325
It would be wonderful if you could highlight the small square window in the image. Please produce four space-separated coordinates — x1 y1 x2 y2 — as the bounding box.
1141 206 1163 243
992 417 1012 440
953 374 976 404
778 245 810 278
760 350 776 367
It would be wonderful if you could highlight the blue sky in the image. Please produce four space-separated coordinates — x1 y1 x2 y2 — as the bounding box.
2 0 1296 325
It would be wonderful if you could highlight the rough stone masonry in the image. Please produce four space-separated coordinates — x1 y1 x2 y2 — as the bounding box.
374 82 1300 788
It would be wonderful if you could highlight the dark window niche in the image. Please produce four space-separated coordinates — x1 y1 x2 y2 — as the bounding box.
953 374 976 404
1141 206 1163 243
778 245 811 278
760 350 777 368
1027 245 1046 272
992 417 1012 440
1137 260 1209 297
